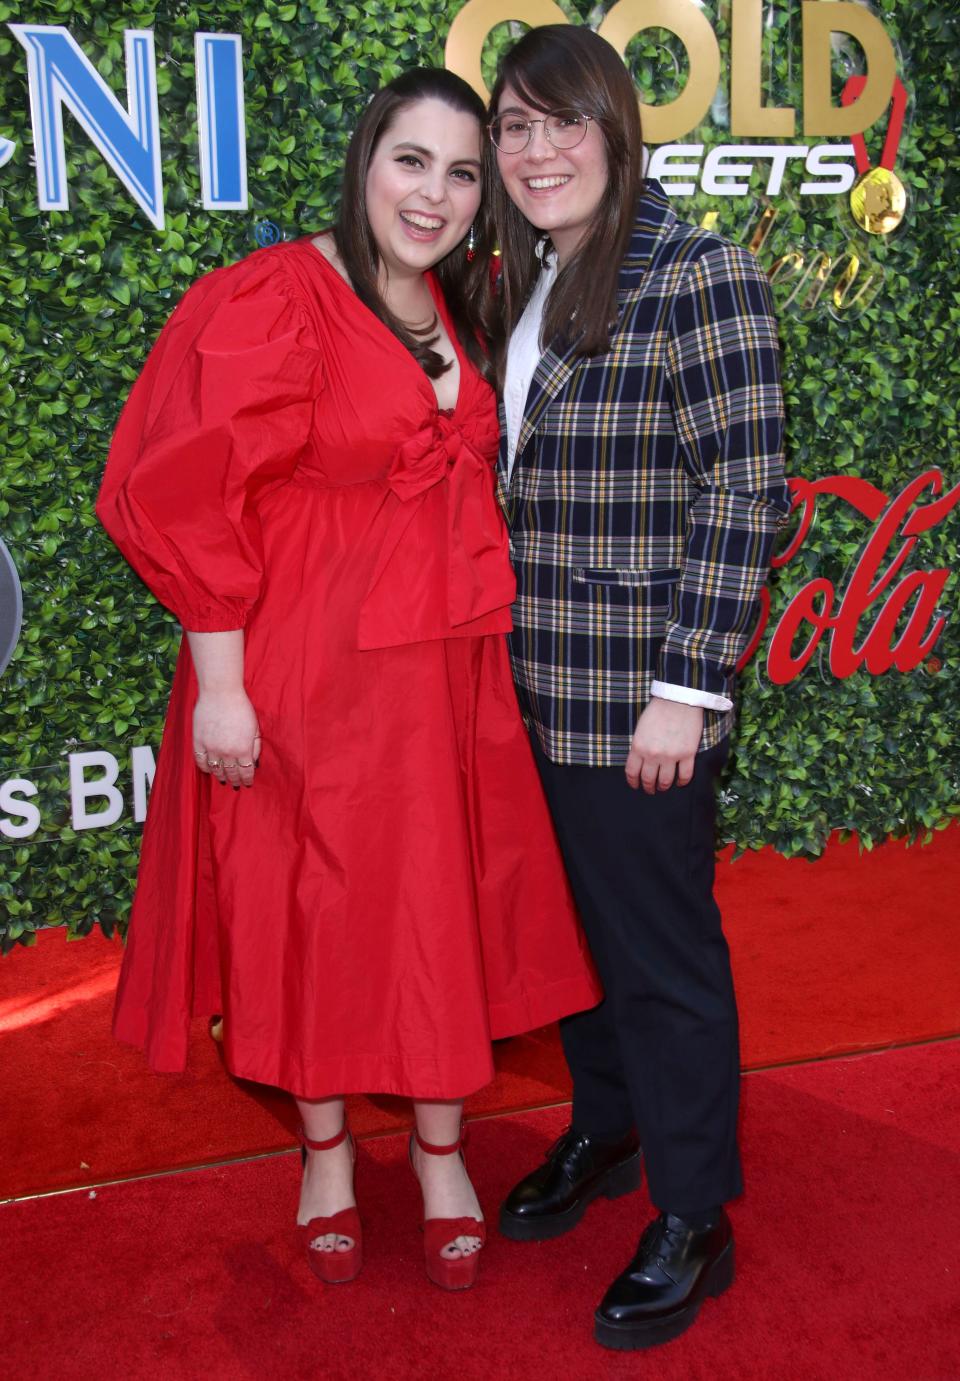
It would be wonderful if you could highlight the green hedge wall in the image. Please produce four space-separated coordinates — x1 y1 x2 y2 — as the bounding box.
0 0 958 948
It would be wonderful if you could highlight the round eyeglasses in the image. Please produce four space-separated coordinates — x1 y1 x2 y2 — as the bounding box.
488 109 594 155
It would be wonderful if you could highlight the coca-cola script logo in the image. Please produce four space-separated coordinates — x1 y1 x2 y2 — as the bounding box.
0 535 22 678
739 468 958 683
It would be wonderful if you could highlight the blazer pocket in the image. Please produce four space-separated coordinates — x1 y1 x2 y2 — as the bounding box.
571 566 680 590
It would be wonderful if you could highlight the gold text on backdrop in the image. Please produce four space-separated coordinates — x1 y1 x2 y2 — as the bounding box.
445 0 898 144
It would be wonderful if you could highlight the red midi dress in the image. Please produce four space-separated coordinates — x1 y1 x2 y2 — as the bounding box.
97 240 600 1099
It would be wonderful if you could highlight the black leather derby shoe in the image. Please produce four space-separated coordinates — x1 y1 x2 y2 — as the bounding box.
499 1126 642 1241
594 1210 734 1350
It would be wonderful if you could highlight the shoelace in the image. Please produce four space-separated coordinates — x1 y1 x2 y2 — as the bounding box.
542 1127 589 1178
542 1127 573 1157
636 1215 690 1284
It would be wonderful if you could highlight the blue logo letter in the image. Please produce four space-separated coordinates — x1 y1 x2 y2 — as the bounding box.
195 33 247 211
9 24 164 229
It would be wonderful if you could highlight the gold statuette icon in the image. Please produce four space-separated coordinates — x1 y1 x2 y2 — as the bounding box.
850 166 907 235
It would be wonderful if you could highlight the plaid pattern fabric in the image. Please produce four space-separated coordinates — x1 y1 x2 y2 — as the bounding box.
497 181 790 765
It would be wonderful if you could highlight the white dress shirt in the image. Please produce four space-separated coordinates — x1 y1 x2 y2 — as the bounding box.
502 248 734 715
504 249 558 484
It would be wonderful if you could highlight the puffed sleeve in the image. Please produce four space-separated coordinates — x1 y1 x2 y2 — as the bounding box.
96 255 322 631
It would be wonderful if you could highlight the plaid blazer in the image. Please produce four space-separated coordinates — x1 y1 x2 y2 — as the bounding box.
497 181 790 765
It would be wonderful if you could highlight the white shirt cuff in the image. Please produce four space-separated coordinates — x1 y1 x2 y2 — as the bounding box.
650 680 734 713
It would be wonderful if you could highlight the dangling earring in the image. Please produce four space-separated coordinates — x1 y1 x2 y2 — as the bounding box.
466 223 478 262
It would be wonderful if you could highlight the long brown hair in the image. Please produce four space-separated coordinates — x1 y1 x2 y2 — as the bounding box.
486 26 644 366
335 68 495 383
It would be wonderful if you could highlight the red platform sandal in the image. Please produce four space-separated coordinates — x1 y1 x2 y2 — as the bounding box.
298 1124 363 1284
410 1123 486 1291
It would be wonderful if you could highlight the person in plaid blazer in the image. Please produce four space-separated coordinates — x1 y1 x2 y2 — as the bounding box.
486 27 790 1350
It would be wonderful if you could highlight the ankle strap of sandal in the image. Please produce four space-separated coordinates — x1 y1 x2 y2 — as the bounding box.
413 1122 466 1156
300 1123 349 1153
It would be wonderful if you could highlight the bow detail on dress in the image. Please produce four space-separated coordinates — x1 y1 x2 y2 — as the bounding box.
358 412 515 650
388 414 463 502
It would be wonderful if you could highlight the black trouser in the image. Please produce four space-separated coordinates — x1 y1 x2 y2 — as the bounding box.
530 734 742 1216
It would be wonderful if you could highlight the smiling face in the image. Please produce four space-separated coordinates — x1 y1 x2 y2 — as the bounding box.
364 97 482 282
494 83 609 264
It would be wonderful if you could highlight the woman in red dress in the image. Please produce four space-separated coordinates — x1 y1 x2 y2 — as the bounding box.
96 68 599 1290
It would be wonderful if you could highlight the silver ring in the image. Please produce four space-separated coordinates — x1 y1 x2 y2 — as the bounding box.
237 761 254 768
207 758 223 769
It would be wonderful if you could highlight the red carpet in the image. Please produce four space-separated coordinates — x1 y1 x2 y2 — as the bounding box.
2 825 958 1201
720 825 960 1067
1 1040 958 1380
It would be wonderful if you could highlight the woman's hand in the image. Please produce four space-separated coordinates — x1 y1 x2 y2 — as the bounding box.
185 630 260 788
625 699 703 794
193 688 261 788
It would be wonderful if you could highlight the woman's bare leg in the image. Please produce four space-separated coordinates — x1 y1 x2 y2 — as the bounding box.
296 1095 355 1255
411 1100 483 1259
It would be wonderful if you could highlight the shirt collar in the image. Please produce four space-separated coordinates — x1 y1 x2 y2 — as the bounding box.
535 238 559 271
